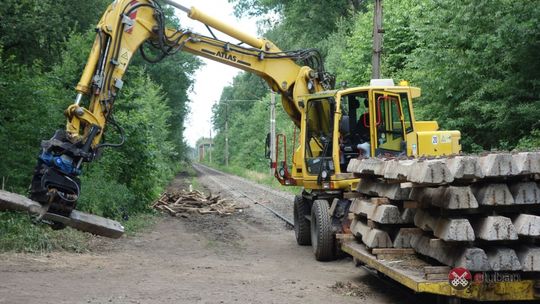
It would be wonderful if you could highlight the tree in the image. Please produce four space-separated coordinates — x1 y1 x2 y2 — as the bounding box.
405 0 540 150
212 72 268 131
0 0 111 67
325 0 422 85
229 0 366 52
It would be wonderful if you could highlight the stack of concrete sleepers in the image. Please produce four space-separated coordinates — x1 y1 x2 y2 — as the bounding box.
348 181 418 250
347 152 540 272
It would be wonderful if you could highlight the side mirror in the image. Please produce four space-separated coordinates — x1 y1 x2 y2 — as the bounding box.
339 115 350 135
264 133 271 159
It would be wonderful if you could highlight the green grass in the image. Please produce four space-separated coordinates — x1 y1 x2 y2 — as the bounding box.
122 212 157 236
0 212 91 253
0 211 159 253
190 175 204 191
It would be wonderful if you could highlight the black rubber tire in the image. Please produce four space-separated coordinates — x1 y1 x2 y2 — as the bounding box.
310 199 336 261
294 195 311 246
50 221 67 230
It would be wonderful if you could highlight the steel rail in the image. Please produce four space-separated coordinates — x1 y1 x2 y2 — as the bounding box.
193 163 294 227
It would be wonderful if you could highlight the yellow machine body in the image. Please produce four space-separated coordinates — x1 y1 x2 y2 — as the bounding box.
288 85 461 191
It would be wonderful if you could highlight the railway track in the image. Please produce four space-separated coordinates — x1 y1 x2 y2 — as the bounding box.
192 163 295 226
191 163 502 304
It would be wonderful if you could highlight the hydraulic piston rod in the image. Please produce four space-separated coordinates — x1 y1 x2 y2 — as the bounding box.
161 0 265 49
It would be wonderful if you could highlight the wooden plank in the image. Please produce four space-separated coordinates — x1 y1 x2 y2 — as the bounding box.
161 205 177 215
336 233 355 241
371 248 415 255
371 197 390 205
343 191 363 199
403 200 419 209
400 182 415 189
425 273 448 281
424 266 451 274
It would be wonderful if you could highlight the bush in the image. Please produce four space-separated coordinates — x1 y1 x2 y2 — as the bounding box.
516 130 540 150
77 168 136 220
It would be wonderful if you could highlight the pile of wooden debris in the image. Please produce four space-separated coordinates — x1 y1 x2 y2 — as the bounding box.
152 190 245 217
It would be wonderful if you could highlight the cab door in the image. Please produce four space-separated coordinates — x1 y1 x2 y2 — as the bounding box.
303 97 336 182
371 91 406 156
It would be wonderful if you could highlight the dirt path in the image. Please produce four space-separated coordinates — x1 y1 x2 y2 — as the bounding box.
0 164 414 304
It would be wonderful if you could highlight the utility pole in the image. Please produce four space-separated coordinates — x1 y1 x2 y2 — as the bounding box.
372 0 383 79
224 101 229 167
209 128 212 164
269 91 276 175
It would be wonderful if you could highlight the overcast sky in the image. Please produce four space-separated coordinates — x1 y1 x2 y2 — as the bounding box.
172 0 259 147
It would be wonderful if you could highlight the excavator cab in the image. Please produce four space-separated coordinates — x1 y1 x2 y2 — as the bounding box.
294 80 462 191
337 84 413 163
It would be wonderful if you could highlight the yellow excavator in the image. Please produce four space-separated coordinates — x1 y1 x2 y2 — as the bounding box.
24 0 458 230
1 1 538 302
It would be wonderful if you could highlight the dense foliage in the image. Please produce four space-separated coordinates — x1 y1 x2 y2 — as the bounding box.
0 0 199 249
211 0 539 169
0 0 112 66
230 0 366 53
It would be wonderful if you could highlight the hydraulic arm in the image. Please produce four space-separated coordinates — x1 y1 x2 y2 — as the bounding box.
28 0 334 228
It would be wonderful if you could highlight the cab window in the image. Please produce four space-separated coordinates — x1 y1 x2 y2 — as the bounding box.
374 92 406 155
305 98 335 175
339 92 370 171
399 93 413 133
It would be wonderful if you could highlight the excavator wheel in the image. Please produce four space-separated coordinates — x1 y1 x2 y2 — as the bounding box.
293 195 311 245
49 221 67 230
310 199 336 261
